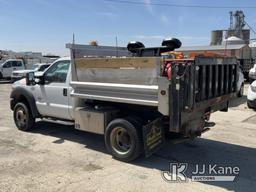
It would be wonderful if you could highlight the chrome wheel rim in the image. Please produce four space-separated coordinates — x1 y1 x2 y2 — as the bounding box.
16 107 27 127
110 127 132 155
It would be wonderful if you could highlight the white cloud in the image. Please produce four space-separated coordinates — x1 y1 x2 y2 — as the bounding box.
160 14 169 24
97 12 118 18
132 35 166 39
179 36 209 40
178 16 184 24
143 0 153 14
131 35 208 41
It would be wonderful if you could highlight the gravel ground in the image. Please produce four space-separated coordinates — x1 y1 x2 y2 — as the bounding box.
0 81 255 192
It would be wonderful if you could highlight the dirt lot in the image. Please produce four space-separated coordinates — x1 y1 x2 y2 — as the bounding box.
0 81 255 192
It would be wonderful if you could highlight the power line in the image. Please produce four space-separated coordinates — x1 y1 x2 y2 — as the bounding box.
104 0 256 9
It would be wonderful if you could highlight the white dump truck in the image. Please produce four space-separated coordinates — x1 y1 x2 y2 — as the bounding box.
10 39 239 161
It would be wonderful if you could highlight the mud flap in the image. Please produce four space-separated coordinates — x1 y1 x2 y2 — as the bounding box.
142 117 165 157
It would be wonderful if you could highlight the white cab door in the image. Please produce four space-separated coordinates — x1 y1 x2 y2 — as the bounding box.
35 60 72 120
2 61 12 77
12 60 24 71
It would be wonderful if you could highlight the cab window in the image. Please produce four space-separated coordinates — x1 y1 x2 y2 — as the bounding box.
2 62 11 68
38 64 50 72
44 61 70 84
12 61 22 67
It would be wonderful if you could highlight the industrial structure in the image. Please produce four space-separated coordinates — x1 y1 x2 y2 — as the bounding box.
0 50 59 68
177 10 256 77
210 10 250 46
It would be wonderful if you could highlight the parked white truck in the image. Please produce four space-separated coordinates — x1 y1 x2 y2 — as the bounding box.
10 39 239 161
247 80 256 109
0 59 25 79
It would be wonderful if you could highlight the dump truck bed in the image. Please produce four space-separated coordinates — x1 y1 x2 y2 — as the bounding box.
70 57 161 107
67 43 238 118
67 43 163 107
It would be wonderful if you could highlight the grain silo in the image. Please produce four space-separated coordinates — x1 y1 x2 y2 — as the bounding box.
210 30 223 45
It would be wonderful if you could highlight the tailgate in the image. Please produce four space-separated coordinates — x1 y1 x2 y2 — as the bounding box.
169 57 238 135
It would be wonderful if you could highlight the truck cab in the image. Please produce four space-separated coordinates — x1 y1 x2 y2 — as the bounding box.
33 57 73 120
11 57 73 123
0 59 25 79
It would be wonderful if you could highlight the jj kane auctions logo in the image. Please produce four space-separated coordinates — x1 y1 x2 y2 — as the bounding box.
162 163 240 182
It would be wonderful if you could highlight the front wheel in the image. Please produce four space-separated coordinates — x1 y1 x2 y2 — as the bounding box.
105 118 143 162
13 102 35 131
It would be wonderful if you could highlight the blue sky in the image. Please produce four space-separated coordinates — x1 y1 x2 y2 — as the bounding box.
0 0 256 56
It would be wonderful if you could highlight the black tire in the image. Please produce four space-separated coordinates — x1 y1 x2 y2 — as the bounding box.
0 72 3 79
238 83 244 97
105 118 143 162
247 101 253 109
249 78 254 84
13 102 35 131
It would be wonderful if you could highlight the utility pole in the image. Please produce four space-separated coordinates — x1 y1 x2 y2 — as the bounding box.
72 33 75 44
115 36 118 57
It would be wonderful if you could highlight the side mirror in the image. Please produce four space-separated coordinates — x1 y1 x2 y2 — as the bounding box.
26 72 35 86
35 72 45 85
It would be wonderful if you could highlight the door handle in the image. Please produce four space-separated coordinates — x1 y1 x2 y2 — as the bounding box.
13 68 16 70
63 88 68 96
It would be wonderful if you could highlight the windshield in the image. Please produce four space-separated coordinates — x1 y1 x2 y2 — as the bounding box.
31 64 40 70
38 64 50 72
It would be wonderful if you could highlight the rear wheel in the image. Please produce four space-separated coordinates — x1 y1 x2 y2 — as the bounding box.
105 118 143 162
13 102 35 131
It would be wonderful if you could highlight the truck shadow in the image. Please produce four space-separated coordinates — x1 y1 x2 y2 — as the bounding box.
229 95 247 107
32 121 107 154
32 121 256 191
136 139 256 191
0 80 11 84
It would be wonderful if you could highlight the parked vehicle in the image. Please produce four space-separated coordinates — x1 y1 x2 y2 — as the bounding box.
249 63 256 82
247 80 256 109
237 67 245 97
10 39 239 162
11 63 50 83
0 59 25 79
